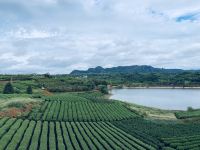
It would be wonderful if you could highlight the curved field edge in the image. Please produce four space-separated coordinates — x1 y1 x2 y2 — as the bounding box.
27 93 138 122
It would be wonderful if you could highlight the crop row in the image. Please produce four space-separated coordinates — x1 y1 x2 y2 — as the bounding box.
162 135 200 149
74 92 110 103
28 101 136 121
113 118 200 149
0 117 155 150
175 109 200 119
45 93 90 102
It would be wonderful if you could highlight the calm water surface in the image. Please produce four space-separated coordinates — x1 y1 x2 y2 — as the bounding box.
110 88 200 110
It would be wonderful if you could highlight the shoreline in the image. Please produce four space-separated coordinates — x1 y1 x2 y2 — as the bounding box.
111 86 200 89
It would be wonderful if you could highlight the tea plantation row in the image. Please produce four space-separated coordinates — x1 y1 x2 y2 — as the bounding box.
113 118 200 149
28 94 137 121
0 117 155 150
162 135 200 149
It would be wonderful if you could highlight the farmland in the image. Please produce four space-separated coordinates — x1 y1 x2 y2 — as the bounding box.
0 76 200 149
162 135 200 149
0 118 155 150
2 0 200 148
27 97 136 121
113 118 200 149
175 109 200 119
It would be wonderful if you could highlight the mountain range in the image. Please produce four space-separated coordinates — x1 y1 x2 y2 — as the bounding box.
70 65 196 75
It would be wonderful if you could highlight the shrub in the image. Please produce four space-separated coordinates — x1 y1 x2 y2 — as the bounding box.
31 94 42 98
7 102 25 109
3 82 14 94
98 85 108 94
27 86 33 94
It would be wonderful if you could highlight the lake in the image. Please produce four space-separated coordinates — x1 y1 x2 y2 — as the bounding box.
109 88 200 110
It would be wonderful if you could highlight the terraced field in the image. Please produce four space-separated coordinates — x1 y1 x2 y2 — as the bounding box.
0 117 155 150
28 101 136 121
28 94 136 121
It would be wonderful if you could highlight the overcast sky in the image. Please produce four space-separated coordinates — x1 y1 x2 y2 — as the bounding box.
0 0 200 74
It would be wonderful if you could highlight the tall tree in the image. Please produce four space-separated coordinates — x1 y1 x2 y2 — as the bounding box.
3 82 14 94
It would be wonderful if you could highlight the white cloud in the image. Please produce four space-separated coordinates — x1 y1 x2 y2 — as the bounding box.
7 28 58 39
0 0 200 73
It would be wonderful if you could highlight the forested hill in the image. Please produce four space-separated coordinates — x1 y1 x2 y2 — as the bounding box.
70 65 190 75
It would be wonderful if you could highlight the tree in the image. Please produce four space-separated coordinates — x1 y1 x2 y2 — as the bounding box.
44 73 51 78
187 106 194 112
98 85 109 94
27 86 33 94
3 82 14 94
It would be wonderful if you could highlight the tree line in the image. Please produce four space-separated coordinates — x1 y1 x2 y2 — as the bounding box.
3 82 32 94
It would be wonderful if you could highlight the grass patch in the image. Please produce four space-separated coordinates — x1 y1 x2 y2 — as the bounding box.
7 102 26 109
121 101 177 120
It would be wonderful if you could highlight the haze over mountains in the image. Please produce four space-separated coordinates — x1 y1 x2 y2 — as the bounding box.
70 65 200 75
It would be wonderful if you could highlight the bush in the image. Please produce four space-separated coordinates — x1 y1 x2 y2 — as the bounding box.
15 88 21 94
98 85 108 94
7 102 25 109
3 82 14 94
31 94 42 98
27 86 33 94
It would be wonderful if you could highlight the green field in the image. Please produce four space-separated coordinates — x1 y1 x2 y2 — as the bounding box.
0 118 155 150
175 109 200 119
162 135 200 149
113 118 200 149
0 91 200 149
27 100 136 121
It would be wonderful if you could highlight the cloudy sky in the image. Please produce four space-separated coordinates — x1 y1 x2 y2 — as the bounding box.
0 0 200 74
